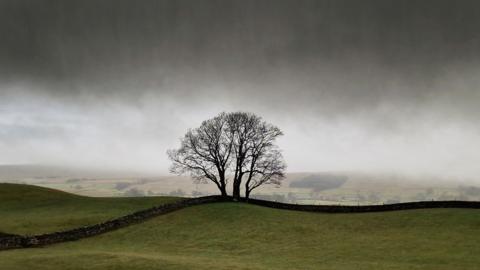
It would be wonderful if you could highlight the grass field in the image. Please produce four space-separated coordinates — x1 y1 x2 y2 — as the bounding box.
0 183 179 235
1 184 480 269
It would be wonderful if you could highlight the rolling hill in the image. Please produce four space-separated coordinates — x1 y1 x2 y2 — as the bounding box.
1 184 480 269
0 183 179 235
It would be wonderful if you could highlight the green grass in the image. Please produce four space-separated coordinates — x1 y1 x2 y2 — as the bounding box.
1 184 480 269
0 183 180 235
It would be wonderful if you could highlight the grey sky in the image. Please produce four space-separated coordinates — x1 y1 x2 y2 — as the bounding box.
1 0 479 180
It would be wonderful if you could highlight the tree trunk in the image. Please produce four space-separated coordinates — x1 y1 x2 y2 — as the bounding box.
220 186 228 198
218 174 228 198
232 181 241 201
245 188 251 201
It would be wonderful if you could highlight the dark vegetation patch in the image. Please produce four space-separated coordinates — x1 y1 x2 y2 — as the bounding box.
124 188 145 197
115 182 132 191
289 174 348 192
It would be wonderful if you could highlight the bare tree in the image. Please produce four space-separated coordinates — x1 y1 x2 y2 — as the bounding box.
167 113 232 197
244 140 286 200
226 112 259 200
168 111 286 200
226 112 286 200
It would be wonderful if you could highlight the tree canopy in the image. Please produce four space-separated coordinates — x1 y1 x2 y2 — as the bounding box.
168 112 285 200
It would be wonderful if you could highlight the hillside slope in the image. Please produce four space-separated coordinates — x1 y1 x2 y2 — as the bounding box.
1 202 479 270
0 183 179 235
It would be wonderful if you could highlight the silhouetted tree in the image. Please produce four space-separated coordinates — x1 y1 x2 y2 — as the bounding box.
168 113 232 197
168 112 286 200
244 148 285 199
226 112 285 200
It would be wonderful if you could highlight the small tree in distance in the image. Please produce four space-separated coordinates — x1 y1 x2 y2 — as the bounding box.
168 112 286 200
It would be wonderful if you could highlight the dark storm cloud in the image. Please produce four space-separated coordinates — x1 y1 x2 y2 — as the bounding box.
2 0 480 85
0 0 479 178
0 0 479 117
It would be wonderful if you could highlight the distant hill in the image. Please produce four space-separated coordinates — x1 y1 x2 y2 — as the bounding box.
0 164 159 180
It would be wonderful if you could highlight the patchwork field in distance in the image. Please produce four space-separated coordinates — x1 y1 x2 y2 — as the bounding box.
2 165 479 205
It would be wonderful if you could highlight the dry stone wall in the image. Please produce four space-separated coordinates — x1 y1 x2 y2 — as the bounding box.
242 197 480 213
0 196 227 250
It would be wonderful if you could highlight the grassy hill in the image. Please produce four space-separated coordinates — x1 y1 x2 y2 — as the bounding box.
1 184 480 269
0 183 179 235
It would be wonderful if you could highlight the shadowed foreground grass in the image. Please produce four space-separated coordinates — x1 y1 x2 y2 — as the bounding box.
1 200 480 269
0 183 179 235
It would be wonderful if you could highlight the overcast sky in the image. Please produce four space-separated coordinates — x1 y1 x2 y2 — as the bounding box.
1 0 480 180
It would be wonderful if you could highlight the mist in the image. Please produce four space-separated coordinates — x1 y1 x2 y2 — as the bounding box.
1 0 480 181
